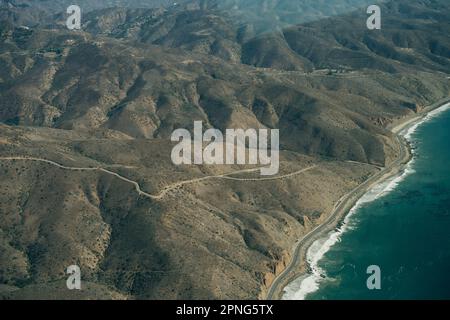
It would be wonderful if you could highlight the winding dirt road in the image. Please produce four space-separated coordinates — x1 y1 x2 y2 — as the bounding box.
0 156 317 200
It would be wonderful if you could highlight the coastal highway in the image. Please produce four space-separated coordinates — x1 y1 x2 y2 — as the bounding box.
266 97 450 299
265 134 410 300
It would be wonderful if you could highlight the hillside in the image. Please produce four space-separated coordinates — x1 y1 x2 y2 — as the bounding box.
0 0 449 299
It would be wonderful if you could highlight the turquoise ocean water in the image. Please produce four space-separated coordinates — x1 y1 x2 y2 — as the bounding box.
283 104 450 300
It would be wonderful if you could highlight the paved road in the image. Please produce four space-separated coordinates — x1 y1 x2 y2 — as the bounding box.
266 99 450 299
265 135 409 300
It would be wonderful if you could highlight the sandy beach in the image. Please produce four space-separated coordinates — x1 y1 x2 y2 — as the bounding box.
265 97 450 300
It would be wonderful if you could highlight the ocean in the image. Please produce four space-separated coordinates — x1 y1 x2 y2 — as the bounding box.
283 103 450 300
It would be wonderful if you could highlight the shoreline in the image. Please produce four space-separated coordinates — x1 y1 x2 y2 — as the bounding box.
265 97 450 300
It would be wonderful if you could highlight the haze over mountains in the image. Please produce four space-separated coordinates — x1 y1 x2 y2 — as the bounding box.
2 0 382 26
0 0 449 299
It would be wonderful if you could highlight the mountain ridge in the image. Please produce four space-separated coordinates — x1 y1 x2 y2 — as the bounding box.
0 0 449 299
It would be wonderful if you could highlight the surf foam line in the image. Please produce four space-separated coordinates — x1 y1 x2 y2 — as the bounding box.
282 102 450 300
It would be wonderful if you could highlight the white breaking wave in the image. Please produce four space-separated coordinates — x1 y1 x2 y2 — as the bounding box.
403 103 450 140
282 102 450 300
282 170 411 300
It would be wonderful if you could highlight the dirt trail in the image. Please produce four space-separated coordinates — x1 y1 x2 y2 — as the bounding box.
0 156 317 200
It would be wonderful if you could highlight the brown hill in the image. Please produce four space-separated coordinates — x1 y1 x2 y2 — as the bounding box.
1 0 450 299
